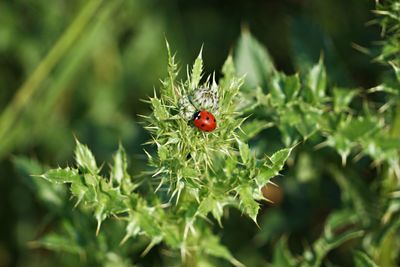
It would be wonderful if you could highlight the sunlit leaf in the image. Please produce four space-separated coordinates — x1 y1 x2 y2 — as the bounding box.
234 29 275 89
75 139 98 174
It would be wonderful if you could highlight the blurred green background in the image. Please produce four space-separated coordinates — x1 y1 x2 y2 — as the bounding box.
0 0 386 266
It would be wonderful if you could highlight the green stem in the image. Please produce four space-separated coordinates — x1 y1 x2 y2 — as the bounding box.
0 0 103 153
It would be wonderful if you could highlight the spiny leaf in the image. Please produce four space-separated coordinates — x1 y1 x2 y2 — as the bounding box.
75 138 98 174
238 184 259 223
40 167 80 184
256 147 293 186
197 194 225 225
237 139 251 165
333 87 358 113
190 47 204 91
111 144 128 185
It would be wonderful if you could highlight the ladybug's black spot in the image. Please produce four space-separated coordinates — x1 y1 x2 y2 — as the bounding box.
206 117 209 120
201 124 205 127
214 119 216 122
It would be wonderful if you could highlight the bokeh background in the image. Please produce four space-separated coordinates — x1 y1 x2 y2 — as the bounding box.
0 0 386 266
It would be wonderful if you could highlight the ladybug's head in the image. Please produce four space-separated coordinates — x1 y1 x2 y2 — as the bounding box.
192 111 201 121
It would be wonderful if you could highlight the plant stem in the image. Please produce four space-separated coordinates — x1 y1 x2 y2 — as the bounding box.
0 0 103 154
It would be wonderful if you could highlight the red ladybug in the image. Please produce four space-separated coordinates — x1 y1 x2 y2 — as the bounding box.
193 110 217 132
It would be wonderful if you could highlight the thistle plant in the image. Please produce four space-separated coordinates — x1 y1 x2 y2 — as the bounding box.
36 42 292 266
230 4 400 264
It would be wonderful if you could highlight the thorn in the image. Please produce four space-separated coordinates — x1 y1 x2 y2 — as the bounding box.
267 180 279 187
119 234 130 246
96 220 101 236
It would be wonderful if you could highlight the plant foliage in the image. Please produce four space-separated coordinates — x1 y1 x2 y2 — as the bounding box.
16 1 400 266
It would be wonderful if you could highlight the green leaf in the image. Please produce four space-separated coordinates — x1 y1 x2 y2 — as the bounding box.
234 30 275 89
272 238 297 267
121 213 141 244
326 116 379 164
221 55 236 83
111 144 128 185
75 139 98 174
305 57 327 103
157 144 169 162
40 167 80 184
190 48 204 91
269 73 301 106
354 251 379 267
238 185 259 223
14 156 66 209
70 181 92 207
282 73 301 102
302 210 364 267
197 194 225 225
333 87 358 113
268 73 286 106
238 139 251 165
151 96 169 121
257 147 293 186
202 231 244 267
239 119 273 142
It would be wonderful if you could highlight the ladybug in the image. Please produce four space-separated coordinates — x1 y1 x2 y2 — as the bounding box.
193 110 217 132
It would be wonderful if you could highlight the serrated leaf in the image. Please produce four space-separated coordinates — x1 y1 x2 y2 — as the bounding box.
234 30 275 89
257 147 292 186
190 48 204 91
157 145 169 162
111 144 128 185
40 167 80 184
70 180 91 207
333 87 357 113
238 139 251 165
121 214 141 245
197 195 225 225
238 185 259 223
75 139 98 174
151 97 169 121
269 73 301 106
